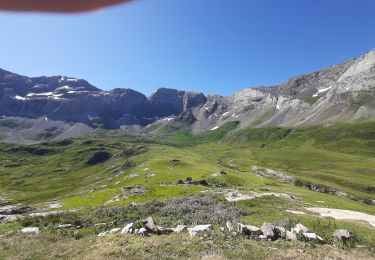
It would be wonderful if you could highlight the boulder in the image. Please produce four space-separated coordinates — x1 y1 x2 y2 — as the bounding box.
260 222 276 240
291 223 309 234
121 223 134 234
302 232 324 242
142 217 159 233
137 227 149 237
21 227 40 235
275 226 286 239
238 223 262 236
334 229 352 242
286 231 297 241
172 225 186 233
187 224 212 237
97 231 109 237
109 228 121 234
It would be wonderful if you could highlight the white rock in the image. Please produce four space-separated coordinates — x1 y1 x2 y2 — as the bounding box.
286 231 297 241
172 225 186 233
187 224 212 236
109 228 121 234
121 223 134 234
21 227 40 235
57 224 74 228
303 232 324 242
291 223 309 233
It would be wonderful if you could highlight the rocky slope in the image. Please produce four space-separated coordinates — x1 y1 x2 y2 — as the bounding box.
0 48 374 141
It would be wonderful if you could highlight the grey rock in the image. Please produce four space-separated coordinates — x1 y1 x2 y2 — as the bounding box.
291 223 309 234
286 231 298 241
121 223 134 234
334 229 352 242
260 222 276 240
109 228 121 234
137 227 149 237
238 223 262 236
172 225 186 233
142 217 159 233
21 227 40 235
187 224 212 237
302 232 324 242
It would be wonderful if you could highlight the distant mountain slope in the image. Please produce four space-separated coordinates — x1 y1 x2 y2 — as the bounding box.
0 48 374 141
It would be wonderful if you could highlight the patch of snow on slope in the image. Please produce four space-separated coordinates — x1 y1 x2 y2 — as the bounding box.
312 87 332 97
210 126 219 131
14 95 26 100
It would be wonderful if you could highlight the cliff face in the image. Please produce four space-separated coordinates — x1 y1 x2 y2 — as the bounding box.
1 49 374 134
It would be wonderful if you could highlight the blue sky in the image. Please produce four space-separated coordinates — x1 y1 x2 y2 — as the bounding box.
0 0 375 96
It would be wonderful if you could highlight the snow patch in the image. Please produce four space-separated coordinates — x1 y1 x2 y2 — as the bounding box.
210 126 219 131
14 95 26 100
222 112 230 116
312 87 331 97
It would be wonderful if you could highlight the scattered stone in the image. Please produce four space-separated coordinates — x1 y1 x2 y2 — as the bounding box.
146 173 156 178
172 225 186 233
97 231 109 237
286 231 298 241
0 214 21 223
47 202 62 209
137 227 149 237
291 223 309 234
334 229 352 242
275 226 286 239
224 190 297 202
302 232 324 242
261 223 276 240
142 217 159 233
94 223 108 227
109 228 121 234
238 223 262 236
21 227 40 235
121 223 134 234
0 205 37 215
29 210 76 218
126 173 139 178
252 166 295 184
176 178 210 186
211 173 220 177
57 224 74 229
220 227 225 232
187 224 212 237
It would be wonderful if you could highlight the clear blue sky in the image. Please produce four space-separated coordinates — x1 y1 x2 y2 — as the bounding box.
0 0 375 96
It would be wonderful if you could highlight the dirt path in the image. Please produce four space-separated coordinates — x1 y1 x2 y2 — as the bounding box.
306 207 375 227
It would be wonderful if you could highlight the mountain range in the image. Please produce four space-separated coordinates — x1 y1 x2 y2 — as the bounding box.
1 49 374 143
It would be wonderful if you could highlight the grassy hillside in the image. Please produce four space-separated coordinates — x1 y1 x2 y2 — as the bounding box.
0 121 375 259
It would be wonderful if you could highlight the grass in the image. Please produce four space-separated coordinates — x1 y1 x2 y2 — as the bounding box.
0 120 375 258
